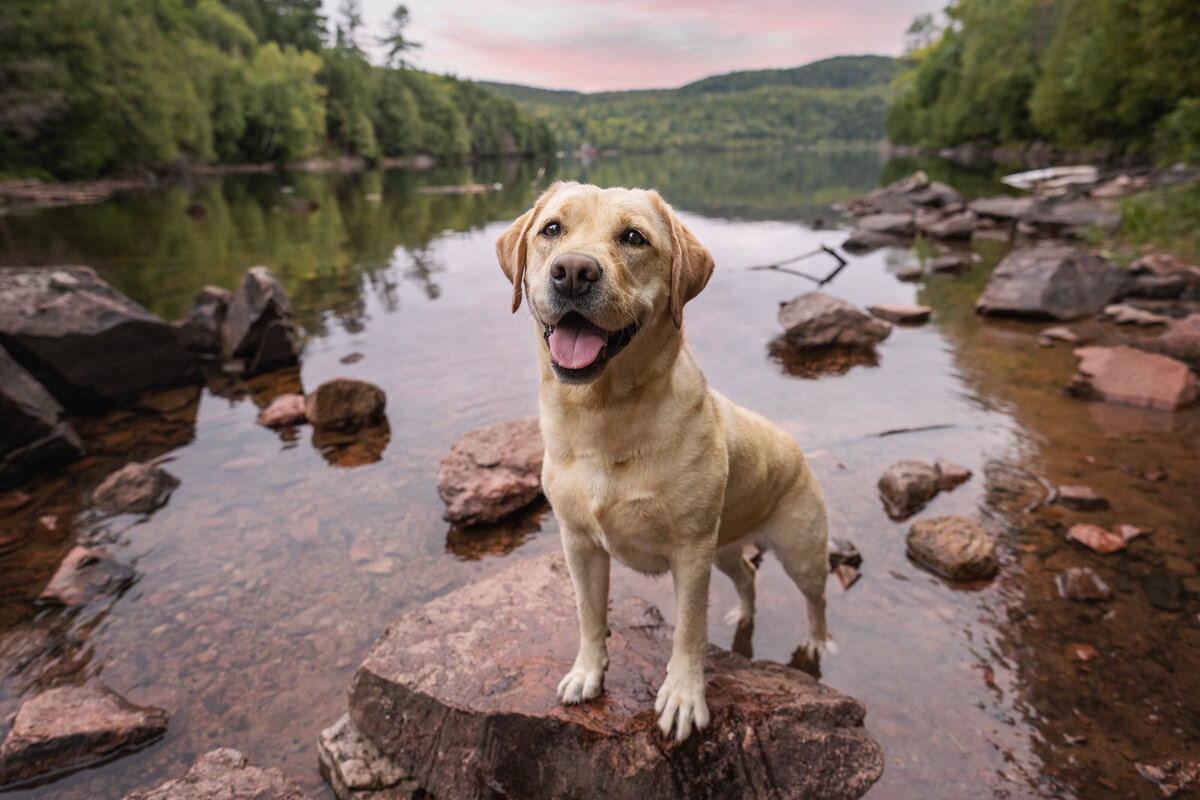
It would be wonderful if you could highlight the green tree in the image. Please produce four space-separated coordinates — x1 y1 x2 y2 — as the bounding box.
375 69 422 155
319 46 379 157
240 41 325 161
379 4 421 68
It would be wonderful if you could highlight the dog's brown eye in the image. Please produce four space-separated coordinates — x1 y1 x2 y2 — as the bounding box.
622 229 646 246
541 221 561 237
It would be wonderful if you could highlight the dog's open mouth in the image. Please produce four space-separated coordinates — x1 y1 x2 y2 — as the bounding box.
544 312 639 382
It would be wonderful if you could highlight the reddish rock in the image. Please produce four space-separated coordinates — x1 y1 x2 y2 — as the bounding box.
1114 524 1153 542
867 305 931 325
39 546 134 606
1038 325 1078 345
1067 524 1127 555
1070 346 1197 410
1066 643 1099 662
256 393 307 427
305 379 386 431
1056 566 1112 601
778 292 892 350
92 462 179 514
906 516 998 581
877 460 940 520
0 684 169 785
833 564 861 590
122 748 311 800
0 490 31 514
934 459 972 490
1056 485 1110 512
1134 313 1200 370
437 418 543 526
1103 303 1171 326
347 553 883 800
975 246 1130 320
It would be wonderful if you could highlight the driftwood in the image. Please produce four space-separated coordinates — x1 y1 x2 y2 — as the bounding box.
745 245 848 286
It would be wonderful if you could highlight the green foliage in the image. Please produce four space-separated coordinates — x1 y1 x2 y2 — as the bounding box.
319 47 378 158
222 0 325 52
240 42 326 162
678 55 896 95
1113 181 1200 261
1155 98 1200 165
889 0 1200 159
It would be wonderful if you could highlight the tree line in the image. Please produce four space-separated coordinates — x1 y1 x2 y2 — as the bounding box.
0 0 555 179
886 0 1200 162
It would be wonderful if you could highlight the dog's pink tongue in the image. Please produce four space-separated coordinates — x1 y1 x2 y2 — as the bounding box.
549 317 606 369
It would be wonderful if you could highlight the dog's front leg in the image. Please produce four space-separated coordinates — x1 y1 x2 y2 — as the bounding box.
557 528 611 704
655 536 715 742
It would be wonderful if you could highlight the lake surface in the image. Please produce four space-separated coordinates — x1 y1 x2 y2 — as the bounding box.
1 149 1197 800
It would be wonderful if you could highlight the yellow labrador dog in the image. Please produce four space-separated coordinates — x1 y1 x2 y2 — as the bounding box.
495 181 831 743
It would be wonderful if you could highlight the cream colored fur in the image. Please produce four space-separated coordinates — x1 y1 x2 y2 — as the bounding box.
496 182 831 743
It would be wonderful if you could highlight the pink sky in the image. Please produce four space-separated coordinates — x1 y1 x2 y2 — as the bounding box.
324 0 944 92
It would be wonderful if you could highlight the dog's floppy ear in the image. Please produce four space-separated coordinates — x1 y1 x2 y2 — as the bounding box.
495 181 567 314
651 192 715 328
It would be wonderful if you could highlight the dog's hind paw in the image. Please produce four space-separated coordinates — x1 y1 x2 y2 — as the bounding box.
557 667 605 704
654 671 710 743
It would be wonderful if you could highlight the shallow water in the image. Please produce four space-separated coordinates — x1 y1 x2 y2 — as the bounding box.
0 150 1197 799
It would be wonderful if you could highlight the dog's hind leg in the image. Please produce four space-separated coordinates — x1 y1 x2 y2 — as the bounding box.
713 543 756 627
761 483 832 659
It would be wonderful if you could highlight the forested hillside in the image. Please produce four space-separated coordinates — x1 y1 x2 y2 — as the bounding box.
481 55 895 152
887 0 1200 162
0 0 554 179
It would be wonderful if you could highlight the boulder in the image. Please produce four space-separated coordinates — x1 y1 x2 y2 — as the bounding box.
257 393 307 427
1125 273 1188 299
968 196 1035 220
0 344 84 489
1069 346 1197 410
778 292 892 350
92 462 180 514
1134 313 1200 370
867 305 931 325
975 245 1131 320
906 516 999 581
841 230 906 254
122 748 311 800
305 379 386 431
438 418 544 526
38 546 135 606
846 172 961 216
0 684 169 786
855 213 915 237
917 210 979 240
318 714 418 800
877 460 940 520
0 267 198 408
177 286 231 354
1056 566 1112 601
220 266 300 374
346 553 884 800
1056 485 1110 512
934 459 972 490
1022 198 1122 234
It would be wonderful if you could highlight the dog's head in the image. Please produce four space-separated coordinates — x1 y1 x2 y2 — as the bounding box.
496 181 714 384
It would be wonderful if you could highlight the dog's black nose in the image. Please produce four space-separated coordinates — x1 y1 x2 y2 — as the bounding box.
550 253 601 298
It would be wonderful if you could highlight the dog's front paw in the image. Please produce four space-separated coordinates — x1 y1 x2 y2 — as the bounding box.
654 670 710 743
557 666 605 704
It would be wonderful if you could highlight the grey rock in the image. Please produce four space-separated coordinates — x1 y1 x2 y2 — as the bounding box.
975 245 1131 320
968 195 1035 220
178 286 231 354
917 210 979 240
867 305 931 325
878 460 940 520
122 748 311 800
318 714 417 800
39 546 134 606
305 379 386 431
0 266 198 408
929 254 970 274
856 213 915 237
829 538 863 569
1134 313 1200 370
1022 198 1122 234
92 462 180 515
842 230 906 253
846 171 961 216
0 684 168 786
906 516 999 581
221 266 299 374
778 292 892 350
1126 273 1188 299
0 344 83 489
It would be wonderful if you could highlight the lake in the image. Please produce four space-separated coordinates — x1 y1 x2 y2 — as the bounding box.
1 149 1197 799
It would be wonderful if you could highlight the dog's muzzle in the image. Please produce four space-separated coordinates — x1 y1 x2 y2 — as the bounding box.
543 312 639 384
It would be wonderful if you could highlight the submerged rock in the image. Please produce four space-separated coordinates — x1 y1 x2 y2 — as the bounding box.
177 286 231 354
906 516 999 581
1056 566 1112 601
1056 485 1110 512
92 462 180 515
841 230 906 253
867 304 931 325
438 418 543 526
0 266 198 408
220 266 300 374
39 546 135 606
0 344 84 490
122 748 311 800
305 379 386 431
778 292 892 350
1069 346 1197 410
0 684 169 786
877 461 940 520
975 246 1131 320
1066 523 1127 555
346 552 884 800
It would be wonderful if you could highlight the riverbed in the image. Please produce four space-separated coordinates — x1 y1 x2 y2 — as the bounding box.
1 150 1196 799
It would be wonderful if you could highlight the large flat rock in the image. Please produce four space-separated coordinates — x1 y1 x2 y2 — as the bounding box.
123 748 311 800
975 245 1131 320
0 267 198 409
347 553 883 800
1070 346 1197 410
